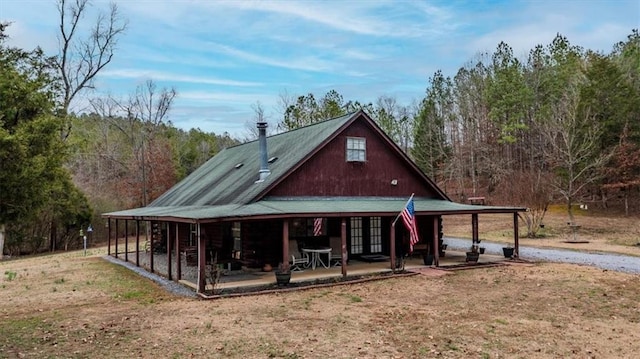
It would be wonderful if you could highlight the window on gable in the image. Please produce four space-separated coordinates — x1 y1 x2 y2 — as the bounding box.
346 137 366 162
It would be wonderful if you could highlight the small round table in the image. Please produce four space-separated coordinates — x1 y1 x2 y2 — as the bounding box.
302 247 332 270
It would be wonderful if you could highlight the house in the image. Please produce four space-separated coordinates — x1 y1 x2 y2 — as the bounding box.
103 110 526 294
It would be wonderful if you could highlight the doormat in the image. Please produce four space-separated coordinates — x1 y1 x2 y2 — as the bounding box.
360 254 390 262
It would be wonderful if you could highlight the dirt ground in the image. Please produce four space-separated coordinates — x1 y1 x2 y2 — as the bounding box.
1 211 640 358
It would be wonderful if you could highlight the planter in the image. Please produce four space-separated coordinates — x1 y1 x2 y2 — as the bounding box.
423 254 434 266
441 244 448 250
466 251 480 263
479 247 486 254
502 247 514 258
439 251 446 257
275 271 291 286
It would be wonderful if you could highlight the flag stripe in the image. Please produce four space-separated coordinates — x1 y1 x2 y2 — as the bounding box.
313 218 323 236
400 198 419 252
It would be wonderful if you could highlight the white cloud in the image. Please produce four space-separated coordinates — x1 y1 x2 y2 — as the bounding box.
101 69 263 87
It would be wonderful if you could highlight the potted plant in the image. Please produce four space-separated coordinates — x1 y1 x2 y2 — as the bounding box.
422 253 434 266
274 263 291 286
502 246 514 258
466 243 480 263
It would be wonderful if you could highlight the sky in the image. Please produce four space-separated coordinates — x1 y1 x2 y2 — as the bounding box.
1 0 638 137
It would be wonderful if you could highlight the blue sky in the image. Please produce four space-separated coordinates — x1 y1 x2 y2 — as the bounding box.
2 0 638 137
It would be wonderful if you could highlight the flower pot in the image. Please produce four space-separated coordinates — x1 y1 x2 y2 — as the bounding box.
502 247 514 258
423 254 434 266
479 247 485 254
275 271 291 286
466 251 479 263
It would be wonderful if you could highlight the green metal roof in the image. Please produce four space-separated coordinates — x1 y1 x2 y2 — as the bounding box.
149 112 356 207
103 197 526 222
103 110 526 222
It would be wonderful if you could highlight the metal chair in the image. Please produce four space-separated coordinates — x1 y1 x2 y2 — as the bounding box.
289 239 309 271
329 236 345 266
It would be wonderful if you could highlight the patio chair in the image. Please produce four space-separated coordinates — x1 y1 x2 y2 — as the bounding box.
329 236 346 266
289 239 309 271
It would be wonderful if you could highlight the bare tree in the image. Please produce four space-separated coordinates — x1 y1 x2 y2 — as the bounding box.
56 0 127 137
243 101 269 141
90 80 177 207
542 87 611 223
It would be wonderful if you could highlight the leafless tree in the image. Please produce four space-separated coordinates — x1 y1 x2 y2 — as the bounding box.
542 87 611 223
89 80 177 206
56 0 127 137
243 101 270 141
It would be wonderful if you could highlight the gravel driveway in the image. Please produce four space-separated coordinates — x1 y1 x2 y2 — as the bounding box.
444 237 640 274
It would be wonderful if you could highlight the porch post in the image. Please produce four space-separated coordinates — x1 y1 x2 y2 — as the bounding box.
124 220 129 262
197 222 206 293
149 221 154 273
135 220 140 266
114 220 118 258
282 219 289 271
390 222 396 271
175 223 181 280
472 213 479 243
432 216 439 267
167 222 172 280
513 213 520 258
341 218 347 277
107 218 111 256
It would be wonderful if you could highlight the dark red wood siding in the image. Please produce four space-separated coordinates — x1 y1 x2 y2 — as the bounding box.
268 119 438 197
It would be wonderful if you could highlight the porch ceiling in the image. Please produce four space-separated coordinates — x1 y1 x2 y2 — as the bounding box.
102 197 526 222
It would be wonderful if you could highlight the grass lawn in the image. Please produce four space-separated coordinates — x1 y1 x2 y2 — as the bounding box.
1 210 639 358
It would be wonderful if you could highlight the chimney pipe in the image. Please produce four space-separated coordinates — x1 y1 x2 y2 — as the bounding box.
256 121 270 182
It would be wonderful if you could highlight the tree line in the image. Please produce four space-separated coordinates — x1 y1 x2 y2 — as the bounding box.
275 31 640 237
1 0 638 257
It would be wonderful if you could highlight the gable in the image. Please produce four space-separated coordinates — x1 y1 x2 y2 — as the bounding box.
149 113 354 207
266 116 443 198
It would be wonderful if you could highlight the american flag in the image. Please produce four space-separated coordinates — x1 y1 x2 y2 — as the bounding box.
401 198 419 252
313 218 323 236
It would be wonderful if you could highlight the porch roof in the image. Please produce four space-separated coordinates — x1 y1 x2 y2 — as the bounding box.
103 197 526 223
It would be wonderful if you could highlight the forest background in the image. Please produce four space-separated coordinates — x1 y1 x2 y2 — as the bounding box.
1 0 638 258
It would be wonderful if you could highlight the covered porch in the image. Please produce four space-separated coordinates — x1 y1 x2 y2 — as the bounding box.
103 198 525 295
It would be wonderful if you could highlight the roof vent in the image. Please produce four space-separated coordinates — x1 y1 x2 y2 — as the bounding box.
234 163 244 169
268 156 278 164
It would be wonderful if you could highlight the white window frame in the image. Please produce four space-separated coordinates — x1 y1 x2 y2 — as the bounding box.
370 217 382 253
346 137 366 162
350 217 363 254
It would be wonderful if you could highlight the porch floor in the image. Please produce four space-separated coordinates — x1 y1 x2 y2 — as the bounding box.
174 249 509 292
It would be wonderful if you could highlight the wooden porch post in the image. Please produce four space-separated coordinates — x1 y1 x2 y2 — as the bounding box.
167 222 172 281
107 218 111 256
135 220 140 266
432 216 439 267
175 223 181 280
390 222 396 271
282 219 289 271
197 223 206 293
114 220 118 258
472 213 479 243
149 221 154 273
341 218 347 277
124 220 129 262
514 213 520 258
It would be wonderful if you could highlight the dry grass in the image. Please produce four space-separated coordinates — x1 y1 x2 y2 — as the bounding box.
1 211 640 358
444 206 640 256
